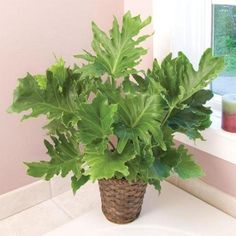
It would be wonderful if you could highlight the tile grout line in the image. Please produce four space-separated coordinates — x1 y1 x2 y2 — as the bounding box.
48 178 74 219
51 197 74 220
49 180 53 198
0 200 49 221
0 180 72 221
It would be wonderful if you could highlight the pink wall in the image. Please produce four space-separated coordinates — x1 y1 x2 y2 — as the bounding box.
0 0 124 195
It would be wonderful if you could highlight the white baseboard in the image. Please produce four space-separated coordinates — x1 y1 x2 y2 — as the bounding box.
167 176 236 218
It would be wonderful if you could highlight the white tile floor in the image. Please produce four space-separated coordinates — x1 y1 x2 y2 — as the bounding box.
46 182 236 236
0 200 70 236
1 181 236 236
0 182 99 236
52 183 100 218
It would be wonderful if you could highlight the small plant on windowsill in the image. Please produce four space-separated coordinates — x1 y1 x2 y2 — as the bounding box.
8 12 224 224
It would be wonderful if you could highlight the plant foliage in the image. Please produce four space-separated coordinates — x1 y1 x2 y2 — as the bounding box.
75 11 152 79
8 12 224 194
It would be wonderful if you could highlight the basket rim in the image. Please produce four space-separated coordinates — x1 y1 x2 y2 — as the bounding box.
98 177 147 184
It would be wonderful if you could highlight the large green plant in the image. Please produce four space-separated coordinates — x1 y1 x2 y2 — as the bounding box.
8 12 224 193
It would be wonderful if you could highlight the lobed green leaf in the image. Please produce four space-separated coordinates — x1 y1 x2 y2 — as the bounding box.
25 134 82 181
83 144 135 181
174 145 204 179
76 11 152 78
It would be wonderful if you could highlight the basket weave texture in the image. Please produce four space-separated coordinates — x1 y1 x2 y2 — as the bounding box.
98 178 147 224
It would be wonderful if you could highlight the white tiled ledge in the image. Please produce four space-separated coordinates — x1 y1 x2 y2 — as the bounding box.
0 180 51 220
0 175 72 220
174 114 236 165
167 176 236 218
0 182 98 236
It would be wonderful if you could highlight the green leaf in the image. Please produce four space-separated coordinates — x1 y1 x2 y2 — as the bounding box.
125 144 154 182
174 145 204 179
168 90 213 140
149 48 224 108
34 74 46 89
74 61 105 79
83 144 135 181
8 59 83 132
122 76 137 93
71 175 89 194
97 80 122 104
76 11 152 78
148 147 179 180
77 92 117 147
148 179 161 192
49 58 68 87
132 73 148 91
115 94 166 154
148 144 203 182
25 134 82 180
149 160 171 180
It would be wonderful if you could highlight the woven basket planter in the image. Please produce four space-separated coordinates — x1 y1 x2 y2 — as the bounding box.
98 178 147 224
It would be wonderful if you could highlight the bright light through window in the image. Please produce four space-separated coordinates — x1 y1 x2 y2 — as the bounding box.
212 4 236 95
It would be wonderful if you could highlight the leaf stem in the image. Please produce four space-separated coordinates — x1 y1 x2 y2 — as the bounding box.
161 107 174 127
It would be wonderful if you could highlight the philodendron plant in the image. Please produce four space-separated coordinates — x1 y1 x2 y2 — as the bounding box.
8 12 224 194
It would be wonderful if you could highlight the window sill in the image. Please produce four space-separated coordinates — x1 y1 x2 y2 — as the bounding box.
174 111 236 165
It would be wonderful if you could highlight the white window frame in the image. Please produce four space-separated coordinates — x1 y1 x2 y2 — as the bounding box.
153 0 236 164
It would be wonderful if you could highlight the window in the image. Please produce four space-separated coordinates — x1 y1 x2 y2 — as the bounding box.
212 3 236 95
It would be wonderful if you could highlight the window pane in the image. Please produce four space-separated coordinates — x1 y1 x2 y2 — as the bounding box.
212 4 236 95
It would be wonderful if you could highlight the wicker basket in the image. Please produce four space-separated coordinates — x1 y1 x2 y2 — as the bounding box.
98 178 147 224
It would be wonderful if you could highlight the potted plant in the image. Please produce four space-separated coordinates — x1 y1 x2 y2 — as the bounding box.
8 12 224 224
